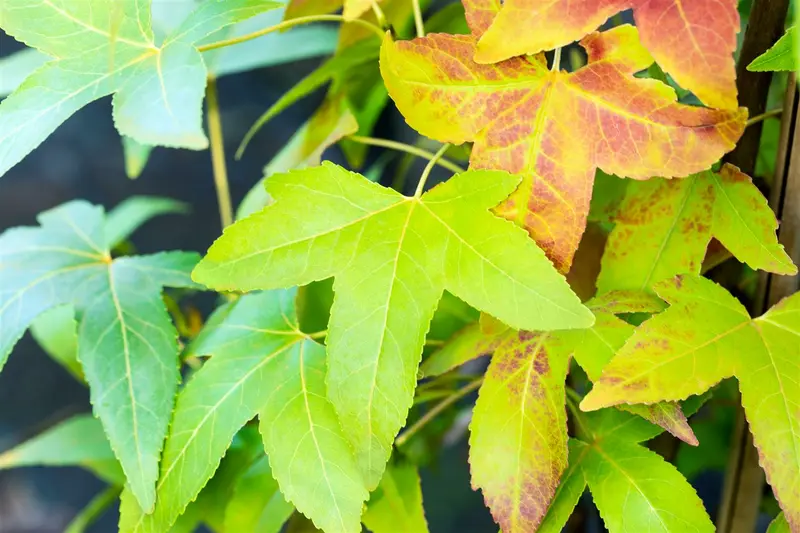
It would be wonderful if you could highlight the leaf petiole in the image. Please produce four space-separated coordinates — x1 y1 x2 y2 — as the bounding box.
206 77 234 229
414 143 451 197
197 15 385 52
348 136 466 174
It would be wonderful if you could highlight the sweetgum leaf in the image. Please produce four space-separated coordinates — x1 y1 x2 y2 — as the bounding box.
0 48 48 97
470 329 571 532
194 163 592 488
583 274 800 528
536 441 588 533
121 289 367 533
598 165 796 293
362 463 429 533
223 456 295 533
470 0 740 109
0 0 281 177
0 414 123 485
381 21 746 271
748 26 797 72
581 438 714 532
768 513 792 533
0 201 199 511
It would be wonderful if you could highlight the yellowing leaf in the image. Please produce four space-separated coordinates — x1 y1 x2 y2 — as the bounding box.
470 0 740 109
381 23 746 271
194 163 592 488
598 164 796 293
583 274 800 527
470 330 571 532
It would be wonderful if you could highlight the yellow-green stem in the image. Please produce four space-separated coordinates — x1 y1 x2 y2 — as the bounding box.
552 47 562 71
412 0 425 37
197 15 384 51
746 108 783 127
206 77 234 229
349 136 466 174
414 143 451 198
65 486 122 533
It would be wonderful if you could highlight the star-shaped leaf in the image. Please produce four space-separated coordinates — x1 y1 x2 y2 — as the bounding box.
0 0 281 177
748 26 797 73
120 289 368 533
0 201 199 511
470 0 740 109
381 21 746 271
423 290 693 532
223 456 295 533
193 162 592 488
539 407 714 533
598 164 796 293
583 274 800 529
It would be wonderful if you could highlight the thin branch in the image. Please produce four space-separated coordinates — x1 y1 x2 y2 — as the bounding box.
65 486 122 533
307 330 327 340
395 377 483 446
197 15 385 52
370 0 388 29
411 0 425 37
746 107 783 127
348 136 466 174
206 77 234 229
414 144 450 198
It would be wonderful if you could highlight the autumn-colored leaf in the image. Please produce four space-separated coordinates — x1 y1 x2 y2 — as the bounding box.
381 23 746 271
470 0 740 109
470 329 571 533
583 274 800 528
597 164 796 293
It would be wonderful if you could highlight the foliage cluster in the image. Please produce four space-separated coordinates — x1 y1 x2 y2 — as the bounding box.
0 0 798 532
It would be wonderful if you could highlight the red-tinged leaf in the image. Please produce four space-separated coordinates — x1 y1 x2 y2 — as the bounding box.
470 330 572 533
381 25 746 271
470 0 740 110
598 165 795 293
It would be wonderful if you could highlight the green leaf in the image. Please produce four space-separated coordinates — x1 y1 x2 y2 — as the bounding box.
121 289 368 533
224 456 295 533
537 440 588 533
748 26 797 72
583 274 800 527
0 414 123 484
0 47 49 97
0 0 281 177
768 512 791 533
237 93 359 220
598 165 796 293
194 163 592 487
0 200 200 511
362 463 429 533
581 437 714 532
105 196 189 248
470 330 571 533
237 39 379 157
122 137 155 179
29 305 82 381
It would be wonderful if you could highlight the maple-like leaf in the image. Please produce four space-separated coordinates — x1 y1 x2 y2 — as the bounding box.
194 163 592 488
583 274 800 528
381 21 746 271
598 164 796 293
0 201 198 511
470 0 740 109
422 290 693 532
363 463 429 533
0 0 281 177
539 406 714 533
120 289 368 533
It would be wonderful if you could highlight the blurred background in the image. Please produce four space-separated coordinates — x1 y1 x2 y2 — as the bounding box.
0 0 786 531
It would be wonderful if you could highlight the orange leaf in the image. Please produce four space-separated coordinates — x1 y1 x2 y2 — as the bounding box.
381 23 745 271
471 0 740 109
